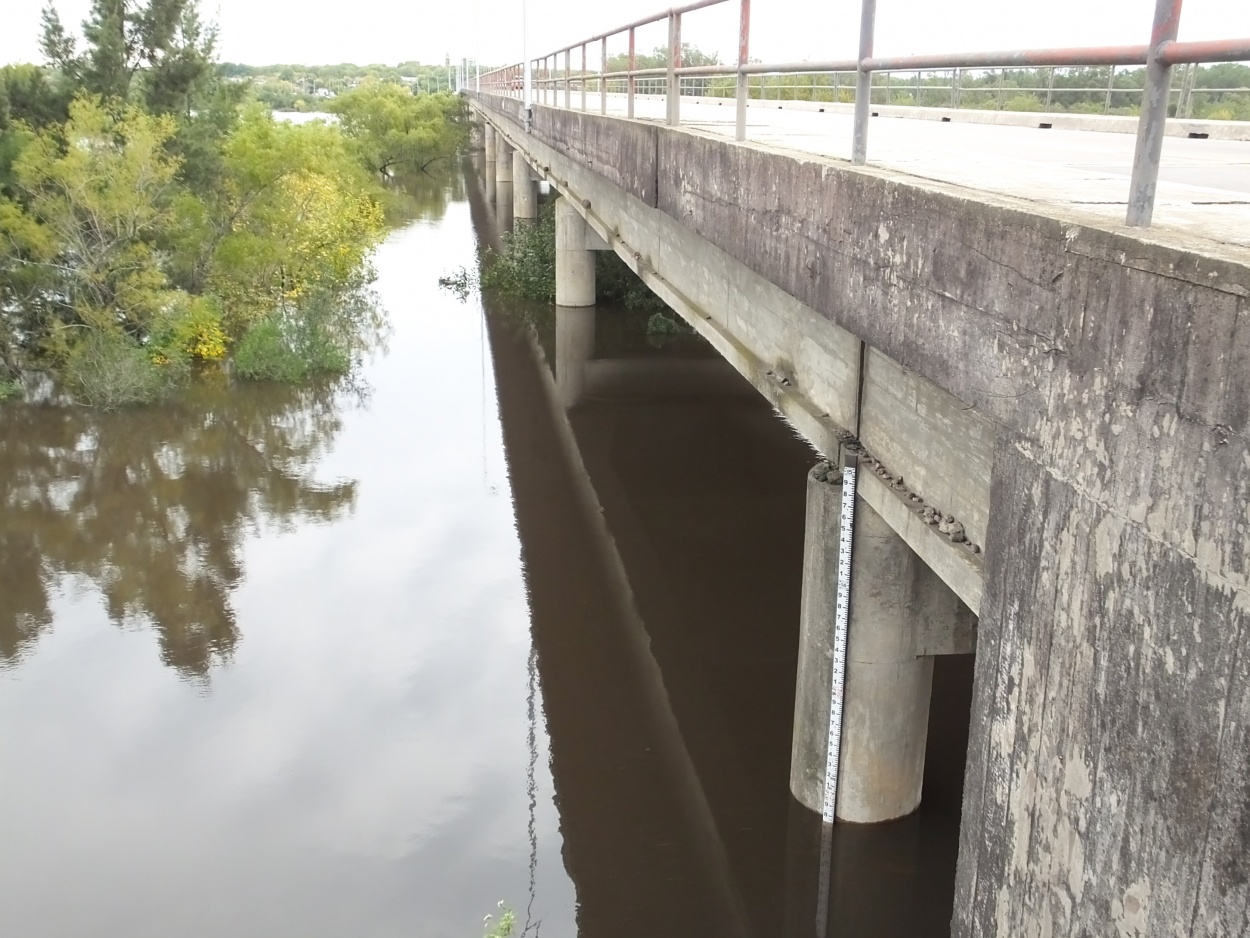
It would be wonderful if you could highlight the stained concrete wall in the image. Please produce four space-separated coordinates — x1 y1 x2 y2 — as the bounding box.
471 93 1250 936
476 100 987 616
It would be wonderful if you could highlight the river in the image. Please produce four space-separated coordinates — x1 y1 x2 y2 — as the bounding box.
0 161 970 937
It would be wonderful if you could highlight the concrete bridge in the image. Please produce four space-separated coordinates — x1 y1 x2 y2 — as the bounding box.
465 24 1250 933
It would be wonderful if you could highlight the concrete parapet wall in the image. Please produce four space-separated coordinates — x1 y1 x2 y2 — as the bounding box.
471 91 1250 936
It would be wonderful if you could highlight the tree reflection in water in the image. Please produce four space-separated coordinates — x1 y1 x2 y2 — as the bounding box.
0 375 361 679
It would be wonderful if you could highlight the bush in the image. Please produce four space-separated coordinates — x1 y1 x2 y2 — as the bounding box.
232 316 307 381
149 294 229 364
1004 95 1042 112
480 200 666 312
63 332 186 409
232 289 367 382
0 376 22 401
481 207 557 301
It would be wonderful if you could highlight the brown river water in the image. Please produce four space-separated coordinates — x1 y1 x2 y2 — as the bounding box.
0 161 971 937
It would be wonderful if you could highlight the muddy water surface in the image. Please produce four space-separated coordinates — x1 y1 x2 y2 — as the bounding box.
0 164 969 938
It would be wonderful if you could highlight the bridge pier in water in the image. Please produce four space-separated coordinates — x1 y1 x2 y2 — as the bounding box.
791 465 975 823
554 195 596 307
494 138 513 186
483 123 496 163
513 150 537 222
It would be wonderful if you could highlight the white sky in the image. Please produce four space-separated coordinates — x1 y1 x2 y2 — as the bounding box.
3 0 1249 69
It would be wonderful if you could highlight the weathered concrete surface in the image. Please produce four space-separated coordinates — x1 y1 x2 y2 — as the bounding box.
474 92 1250 936
555 195 596 307
792 463 975 824
535 104 660 208
475 100 987 615
601 92 1250 248
512 149 536 221
495 138 513 183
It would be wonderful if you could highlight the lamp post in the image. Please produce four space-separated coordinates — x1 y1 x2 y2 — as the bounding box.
523 0 533 131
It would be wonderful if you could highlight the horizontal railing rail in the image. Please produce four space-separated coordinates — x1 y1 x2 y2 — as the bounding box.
475 0 1250 227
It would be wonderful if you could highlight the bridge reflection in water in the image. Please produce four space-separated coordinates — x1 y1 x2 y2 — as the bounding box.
467 157 975 938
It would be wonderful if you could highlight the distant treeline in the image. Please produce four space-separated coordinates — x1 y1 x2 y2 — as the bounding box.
578 45 1250 121
220 62 468 111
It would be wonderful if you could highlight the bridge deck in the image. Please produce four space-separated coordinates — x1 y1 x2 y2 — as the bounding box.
567 93 1250 251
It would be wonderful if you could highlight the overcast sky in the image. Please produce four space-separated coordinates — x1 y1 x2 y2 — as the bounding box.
4 0 1249 69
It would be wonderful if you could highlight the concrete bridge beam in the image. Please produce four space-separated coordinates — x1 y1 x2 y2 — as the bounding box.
513 150 537 222
555 196 596 307
791 462 974 824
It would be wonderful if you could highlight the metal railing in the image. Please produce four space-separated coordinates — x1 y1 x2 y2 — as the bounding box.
477 0 1250 227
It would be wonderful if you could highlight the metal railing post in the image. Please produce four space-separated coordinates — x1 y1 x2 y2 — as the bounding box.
1127 0 1182 226
1046 67 1055 108
582 43 588 111
667 11 682 125
1104 65 1116 113
628 27 637 118
852 0 877 164
565 49 572 108
736 0 750 140
915 69 921 107
601 37 608 114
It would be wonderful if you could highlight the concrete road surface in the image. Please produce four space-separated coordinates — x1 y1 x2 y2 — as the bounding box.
558 93 1250 253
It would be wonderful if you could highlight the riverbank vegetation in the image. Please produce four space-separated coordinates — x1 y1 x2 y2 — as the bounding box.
221 62 465 112
0 0 465 407
470 201 666 312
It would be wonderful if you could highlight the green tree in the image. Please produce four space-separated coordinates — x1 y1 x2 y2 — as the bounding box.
8 97 184 342
207 108 385 330
328 83 464 177
39 0 217 111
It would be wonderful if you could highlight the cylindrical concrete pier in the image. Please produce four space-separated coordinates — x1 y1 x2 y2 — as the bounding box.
495 139 513 185
484 124 496 162
555 196 596 308
513 149 537 222
790 461 935 824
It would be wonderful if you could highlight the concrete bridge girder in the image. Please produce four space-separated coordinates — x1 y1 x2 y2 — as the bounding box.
478 100 986 834
471 102 986 616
